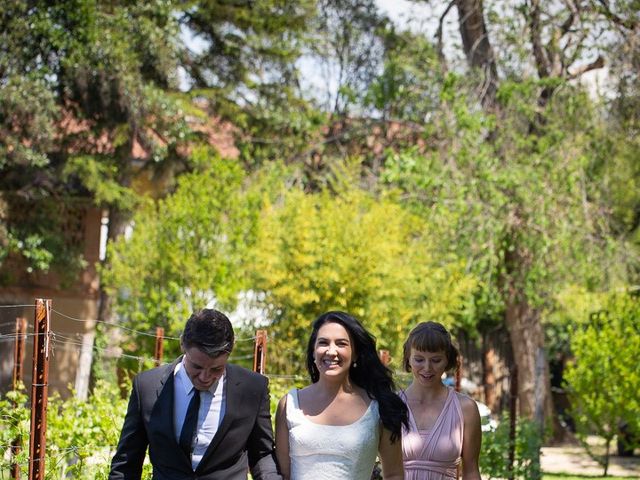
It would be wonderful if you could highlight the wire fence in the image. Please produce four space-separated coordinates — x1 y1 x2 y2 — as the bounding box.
0 299 309 480
0 303 278 364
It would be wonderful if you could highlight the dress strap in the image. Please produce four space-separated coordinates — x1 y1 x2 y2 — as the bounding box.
285 388 301 426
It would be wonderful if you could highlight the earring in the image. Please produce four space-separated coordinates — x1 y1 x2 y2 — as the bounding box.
353 361 357 368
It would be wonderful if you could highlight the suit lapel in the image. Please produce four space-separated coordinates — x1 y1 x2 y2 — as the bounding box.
198 363 242 467
150 359 184 455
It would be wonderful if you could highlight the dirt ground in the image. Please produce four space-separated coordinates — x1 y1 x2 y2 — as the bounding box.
541 445 640 477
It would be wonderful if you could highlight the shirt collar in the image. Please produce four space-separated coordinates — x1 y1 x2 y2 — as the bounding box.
174 356 224 396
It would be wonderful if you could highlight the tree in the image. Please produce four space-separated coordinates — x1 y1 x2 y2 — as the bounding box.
249 175 477 373
564 291 640 476
100 153 259 363
180 0 322 167
398 0 639 440
380 70 629 446
0 1 208 371
308 0 388 115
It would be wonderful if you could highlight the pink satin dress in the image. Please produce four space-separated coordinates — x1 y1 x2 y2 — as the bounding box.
401 388 463 479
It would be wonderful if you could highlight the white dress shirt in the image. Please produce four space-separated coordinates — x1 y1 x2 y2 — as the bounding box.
173 359 226 470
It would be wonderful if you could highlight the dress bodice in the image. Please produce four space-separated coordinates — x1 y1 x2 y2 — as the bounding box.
401 388 464 480
286 388 380 480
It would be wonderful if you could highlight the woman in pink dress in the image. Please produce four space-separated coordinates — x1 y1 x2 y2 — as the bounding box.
400 322 482 479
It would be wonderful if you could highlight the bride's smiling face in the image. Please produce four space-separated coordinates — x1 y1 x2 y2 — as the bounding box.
313 321 355 379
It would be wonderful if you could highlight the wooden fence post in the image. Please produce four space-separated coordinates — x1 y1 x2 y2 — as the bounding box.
253 330 268 374
29 299 51 480
154 327 165 366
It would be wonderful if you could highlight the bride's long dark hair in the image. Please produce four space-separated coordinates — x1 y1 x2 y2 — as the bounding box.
306 311 408 442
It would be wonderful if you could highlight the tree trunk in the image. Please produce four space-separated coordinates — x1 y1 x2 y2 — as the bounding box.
481 337 497 411
455 0 499 109
504 299 551 421
503 239 554 433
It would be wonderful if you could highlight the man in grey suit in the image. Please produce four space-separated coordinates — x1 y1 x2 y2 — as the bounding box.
109 309 282 480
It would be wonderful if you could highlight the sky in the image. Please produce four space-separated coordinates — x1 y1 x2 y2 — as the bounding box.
179 0 442 96
178 1 608 101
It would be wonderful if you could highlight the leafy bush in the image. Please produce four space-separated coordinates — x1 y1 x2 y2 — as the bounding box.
564 291 640 476
480 414 542 479
0 381 138 479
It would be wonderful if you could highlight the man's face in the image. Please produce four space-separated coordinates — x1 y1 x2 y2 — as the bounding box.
182 346 229 391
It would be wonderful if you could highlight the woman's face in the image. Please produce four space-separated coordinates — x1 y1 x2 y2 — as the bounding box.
313 321 355 379
408 347 447 387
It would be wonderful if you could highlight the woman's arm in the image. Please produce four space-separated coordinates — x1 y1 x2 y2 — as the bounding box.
460 395 482 479
378 425 404 480
275 395 291 480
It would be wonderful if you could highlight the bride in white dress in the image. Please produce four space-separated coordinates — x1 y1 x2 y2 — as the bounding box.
275 311 407 480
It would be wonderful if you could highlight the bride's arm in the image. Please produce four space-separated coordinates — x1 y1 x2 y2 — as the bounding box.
275 395 291 480
378 425 404 480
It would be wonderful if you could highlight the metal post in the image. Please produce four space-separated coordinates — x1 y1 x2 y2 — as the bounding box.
11 316 28 480
29 299 51 480
12 317 27 390
508 365 518 480
253 330 268 374
378 350 390 366
154 327 165 366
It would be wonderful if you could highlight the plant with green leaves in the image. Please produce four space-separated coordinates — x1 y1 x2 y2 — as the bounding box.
564 291 640 476
480 414 542 479
0 386 30 476
101 153 261 366
249 177 477 374
0 381 137 479
379 73 630 439
0 0 190 278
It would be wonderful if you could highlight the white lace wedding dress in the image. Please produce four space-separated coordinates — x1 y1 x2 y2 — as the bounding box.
285 388 380 480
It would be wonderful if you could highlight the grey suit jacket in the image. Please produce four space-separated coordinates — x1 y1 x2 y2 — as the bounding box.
109 359 282 480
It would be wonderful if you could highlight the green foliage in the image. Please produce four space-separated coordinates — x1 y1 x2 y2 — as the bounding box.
0 195 87 286
62 156 139 211
0 0 189 278
0 386 30 474
101 153 260 361
366 27 442 122
544 285 609 360
182 0 313 91
224 87 327 167
0 381 136 479
310 0 388 114
182 0 319 167
564 291 640 476
381 74 627 327
480 414 542 479
249 179 477 373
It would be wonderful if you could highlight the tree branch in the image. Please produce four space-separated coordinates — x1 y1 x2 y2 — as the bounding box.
455 0 499 109
435 0 456 71
528 0 550 79
595 0 637 31
568 55 605 79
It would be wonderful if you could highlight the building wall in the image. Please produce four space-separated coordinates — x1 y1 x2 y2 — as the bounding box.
0 206 101 398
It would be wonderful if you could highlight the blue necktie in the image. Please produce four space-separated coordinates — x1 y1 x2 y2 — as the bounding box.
179 389 201 457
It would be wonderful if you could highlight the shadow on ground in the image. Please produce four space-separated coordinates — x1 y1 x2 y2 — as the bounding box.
541 445 640 477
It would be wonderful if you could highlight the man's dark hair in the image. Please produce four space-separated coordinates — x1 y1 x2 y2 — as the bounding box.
181 309 234 357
